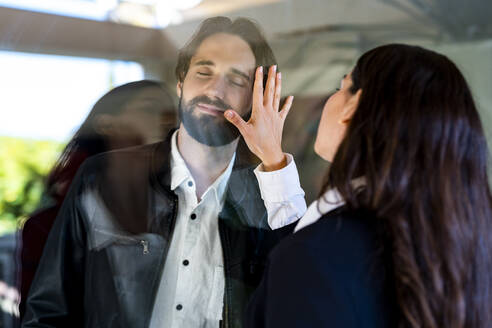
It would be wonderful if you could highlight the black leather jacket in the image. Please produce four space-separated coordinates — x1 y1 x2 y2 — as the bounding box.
23 138 294 328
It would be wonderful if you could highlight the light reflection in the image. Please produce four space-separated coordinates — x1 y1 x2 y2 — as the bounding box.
0 0 203 28
0 280 19 318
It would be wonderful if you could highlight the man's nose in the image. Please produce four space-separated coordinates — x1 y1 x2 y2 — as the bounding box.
204 75 227 100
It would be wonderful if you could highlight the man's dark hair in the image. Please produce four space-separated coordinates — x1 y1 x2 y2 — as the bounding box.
175 16 277 82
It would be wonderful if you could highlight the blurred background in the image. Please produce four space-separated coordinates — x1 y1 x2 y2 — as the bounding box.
1 0 491 326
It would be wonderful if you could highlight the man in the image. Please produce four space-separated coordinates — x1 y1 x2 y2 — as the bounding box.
23 17 306 328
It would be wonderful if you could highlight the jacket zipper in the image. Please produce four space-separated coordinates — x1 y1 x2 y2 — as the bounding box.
95 229 147 248
145 194 179 328
140 240 149 254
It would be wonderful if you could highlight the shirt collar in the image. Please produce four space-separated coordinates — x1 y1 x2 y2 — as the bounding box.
170 129 236 207
205 154 235 207
294 177 365 233
170 130 190 191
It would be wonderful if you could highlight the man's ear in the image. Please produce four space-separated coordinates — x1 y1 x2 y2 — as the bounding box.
176 81 183 98
340 89 362 124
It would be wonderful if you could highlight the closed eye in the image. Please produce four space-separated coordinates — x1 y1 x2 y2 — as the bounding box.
229 79 246 87
227 75 247 88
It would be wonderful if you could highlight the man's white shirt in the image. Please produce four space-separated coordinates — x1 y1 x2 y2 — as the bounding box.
149 131 306 328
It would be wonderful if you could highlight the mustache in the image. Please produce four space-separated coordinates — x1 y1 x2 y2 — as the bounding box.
188 95 231 112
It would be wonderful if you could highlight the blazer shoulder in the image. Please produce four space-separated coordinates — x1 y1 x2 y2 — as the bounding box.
271 207 385 276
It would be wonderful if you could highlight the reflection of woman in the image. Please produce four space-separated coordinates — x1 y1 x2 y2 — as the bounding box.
19 80 175 319
226 44 492 327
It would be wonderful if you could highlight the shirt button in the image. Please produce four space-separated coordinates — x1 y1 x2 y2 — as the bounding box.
188 181 193 187
190 213 197 220
183 260 189 266
176 304 183 311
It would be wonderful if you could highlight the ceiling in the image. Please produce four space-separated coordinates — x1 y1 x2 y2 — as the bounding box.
0 0 490 95
2 0 491 58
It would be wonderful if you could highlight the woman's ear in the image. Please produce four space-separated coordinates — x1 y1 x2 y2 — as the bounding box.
94 114 116 136
340 89 362 124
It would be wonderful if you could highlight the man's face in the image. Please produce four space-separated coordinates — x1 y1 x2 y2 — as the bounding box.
177 32 256 146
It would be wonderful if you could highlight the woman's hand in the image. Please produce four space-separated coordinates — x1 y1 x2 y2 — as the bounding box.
224 65 294 171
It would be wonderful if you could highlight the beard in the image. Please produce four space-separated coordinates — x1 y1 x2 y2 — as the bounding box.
178 94 250 147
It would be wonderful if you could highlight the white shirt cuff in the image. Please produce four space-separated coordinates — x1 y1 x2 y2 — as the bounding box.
254 153 305 203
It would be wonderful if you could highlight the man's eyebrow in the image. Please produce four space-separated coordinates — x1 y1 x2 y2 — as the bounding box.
231 68 250 81
193 59 215 66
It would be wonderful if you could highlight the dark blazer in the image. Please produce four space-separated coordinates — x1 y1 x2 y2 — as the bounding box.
245 206 398 328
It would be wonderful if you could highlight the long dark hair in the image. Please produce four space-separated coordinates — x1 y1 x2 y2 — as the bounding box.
321 44 492 327
46 80 174 202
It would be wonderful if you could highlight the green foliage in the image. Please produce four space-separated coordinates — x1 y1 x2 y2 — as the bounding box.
0 136 64 235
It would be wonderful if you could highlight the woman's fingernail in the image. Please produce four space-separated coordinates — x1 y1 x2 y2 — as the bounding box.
225 111 233 118
258 66 263 73
278 72 282 79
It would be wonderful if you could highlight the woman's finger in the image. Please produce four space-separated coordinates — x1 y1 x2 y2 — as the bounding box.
252 66 264 116
264 65 277 108
280 95 294 121
224 110 248 136
273 72 282 112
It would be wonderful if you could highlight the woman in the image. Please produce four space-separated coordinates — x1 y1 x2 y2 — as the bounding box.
19 80 176 319
225 44 492 327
